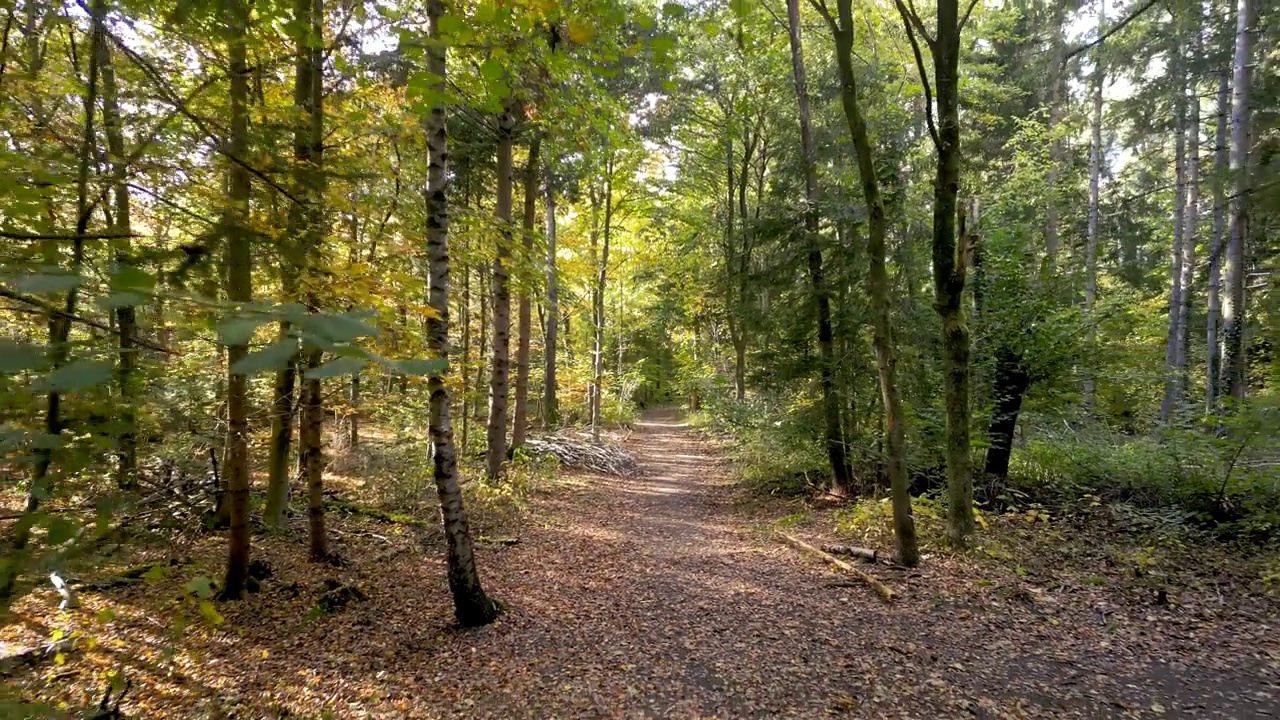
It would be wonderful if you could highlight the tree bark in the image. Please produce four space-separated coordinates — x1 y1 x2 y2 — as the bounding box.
543 178 559 428
1176 49 1199 411
512 134 541 449
983 347 1030 477
1160 40 1188 423
1222 0 1253 402
424 0 501 626
1206 68 1229 412
1044 0 1066 273
221 0 253 599
485 106 517 479
1082 0 1104 413
590 153 615 444
95 9 138 491
791 0 852 493
823 0 919 565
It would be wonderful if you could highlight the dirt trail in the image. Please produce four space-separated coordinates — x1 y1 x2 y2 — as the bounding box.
397 410 1276 718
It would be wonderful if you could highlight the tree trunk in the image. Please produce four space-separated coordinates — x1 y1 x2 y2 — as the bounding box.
95 11 138 491
1044 0 1066 273
221 0 253 599
1160 40 1188 423
824 0 918 565
475 265 489 438
1082 0 1104 413
512 134 541 449
911 0 975 546
424 0 501 626
1222 0 1253 402
263 331 297 527
543 179 560 428
984 348 1030 477
486 106 517 479
1176 51 1200 411
1206 68 1229 412
790 0 852 493
591 155 615 444
295 0 328 563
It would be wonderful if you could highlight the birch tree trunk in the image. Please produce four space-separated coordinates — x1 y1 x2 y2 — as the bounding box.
789 0 852 493
1044 0 1066 273
485 107 517 479
543 178 560 427
424 0 501 626
1175 51 1200 410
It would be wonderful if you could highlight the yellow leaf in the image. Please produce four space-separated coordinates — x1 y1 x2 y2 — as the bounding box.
261 650 270 659
567 18 593 43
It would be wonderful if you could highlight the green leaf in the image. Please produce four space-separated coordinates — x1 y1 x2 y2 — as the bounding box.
479 57 504 85
96 291 147 310
142 565 166 582
109 264 155 292
304 357 367 380
185 576 214 599
231 340 298 376
652 35 675 56
662 2 687 17
299 312 377 343
387 357 447 376
33 359 113 393
0 340 46 374
198 600 224 626
45 516 78 545
8 273 86 295
217 316 273 346
437 13 467 38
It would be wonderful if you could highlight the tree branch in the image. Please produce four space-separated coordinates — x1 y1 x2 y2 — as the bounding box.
0 287 174 354
959 0 981 33
895 0 940 152
1063 0 1162 64
904 0 936 47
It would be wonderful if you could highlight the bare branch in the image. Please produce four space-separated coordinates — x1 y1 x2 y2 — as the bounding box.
904 0 936 47
1063 0 1162 64
0 287 174 354
959 0 981 33
895 0 941 152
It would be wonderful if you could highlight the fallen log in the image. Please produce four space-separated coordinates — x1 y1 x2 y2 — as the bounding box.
325 500 433 528
820 543 878 563
777 531 896 602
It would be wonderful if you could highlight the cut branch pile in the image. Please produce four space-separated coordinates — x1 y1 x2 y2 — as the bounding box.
523 436 641 477
777 531 896 602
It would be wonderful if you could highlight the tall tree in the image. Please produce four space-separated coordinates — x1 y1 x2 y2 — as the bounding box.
1160 35 1188 423
511 134 541 449
485 106 517 479
1083 0 1105 412
896 0 975 545
1221 0 1253 402
424 0 501 626
543 173 560 428
1206 67 1230 411
812 0 919 564
221 0 254 598
790 0 852 493
1175 33 1200 412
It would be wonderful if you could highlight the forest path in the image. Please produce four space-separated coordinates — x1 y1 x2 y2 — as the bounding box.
396 409 1277 718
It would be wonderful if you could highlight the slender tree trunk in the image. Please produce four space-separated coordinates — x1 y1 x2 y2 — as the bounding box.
263 330 297 526
95 11 138 490
424 0 501 626
899 0 974 545
790 0 852 492
295 0 328 563
1175 54 1200 410
591 156 614 443
1083 0 1105 413
1044 0 1066 273
460 260 472 447
984 347 1029 477
221 0 253 598
1206 69 1229 412
485 106 517 479
512 134 541 449
823 0 918 564
475 265 489 436
1222 0 1253 402
543 180 559 427
1161 41 1188 423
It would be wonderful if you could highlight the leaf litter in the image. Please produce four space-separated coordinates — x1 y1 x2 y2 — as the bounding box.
3 412 1277 718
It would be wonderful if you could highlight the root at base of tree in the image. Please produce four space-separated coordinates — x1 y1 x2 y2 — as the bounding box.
777 531 896 602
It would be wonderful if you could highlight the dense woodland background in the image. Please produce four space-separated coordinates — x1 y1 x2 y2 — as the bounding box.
0 0 1278 710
